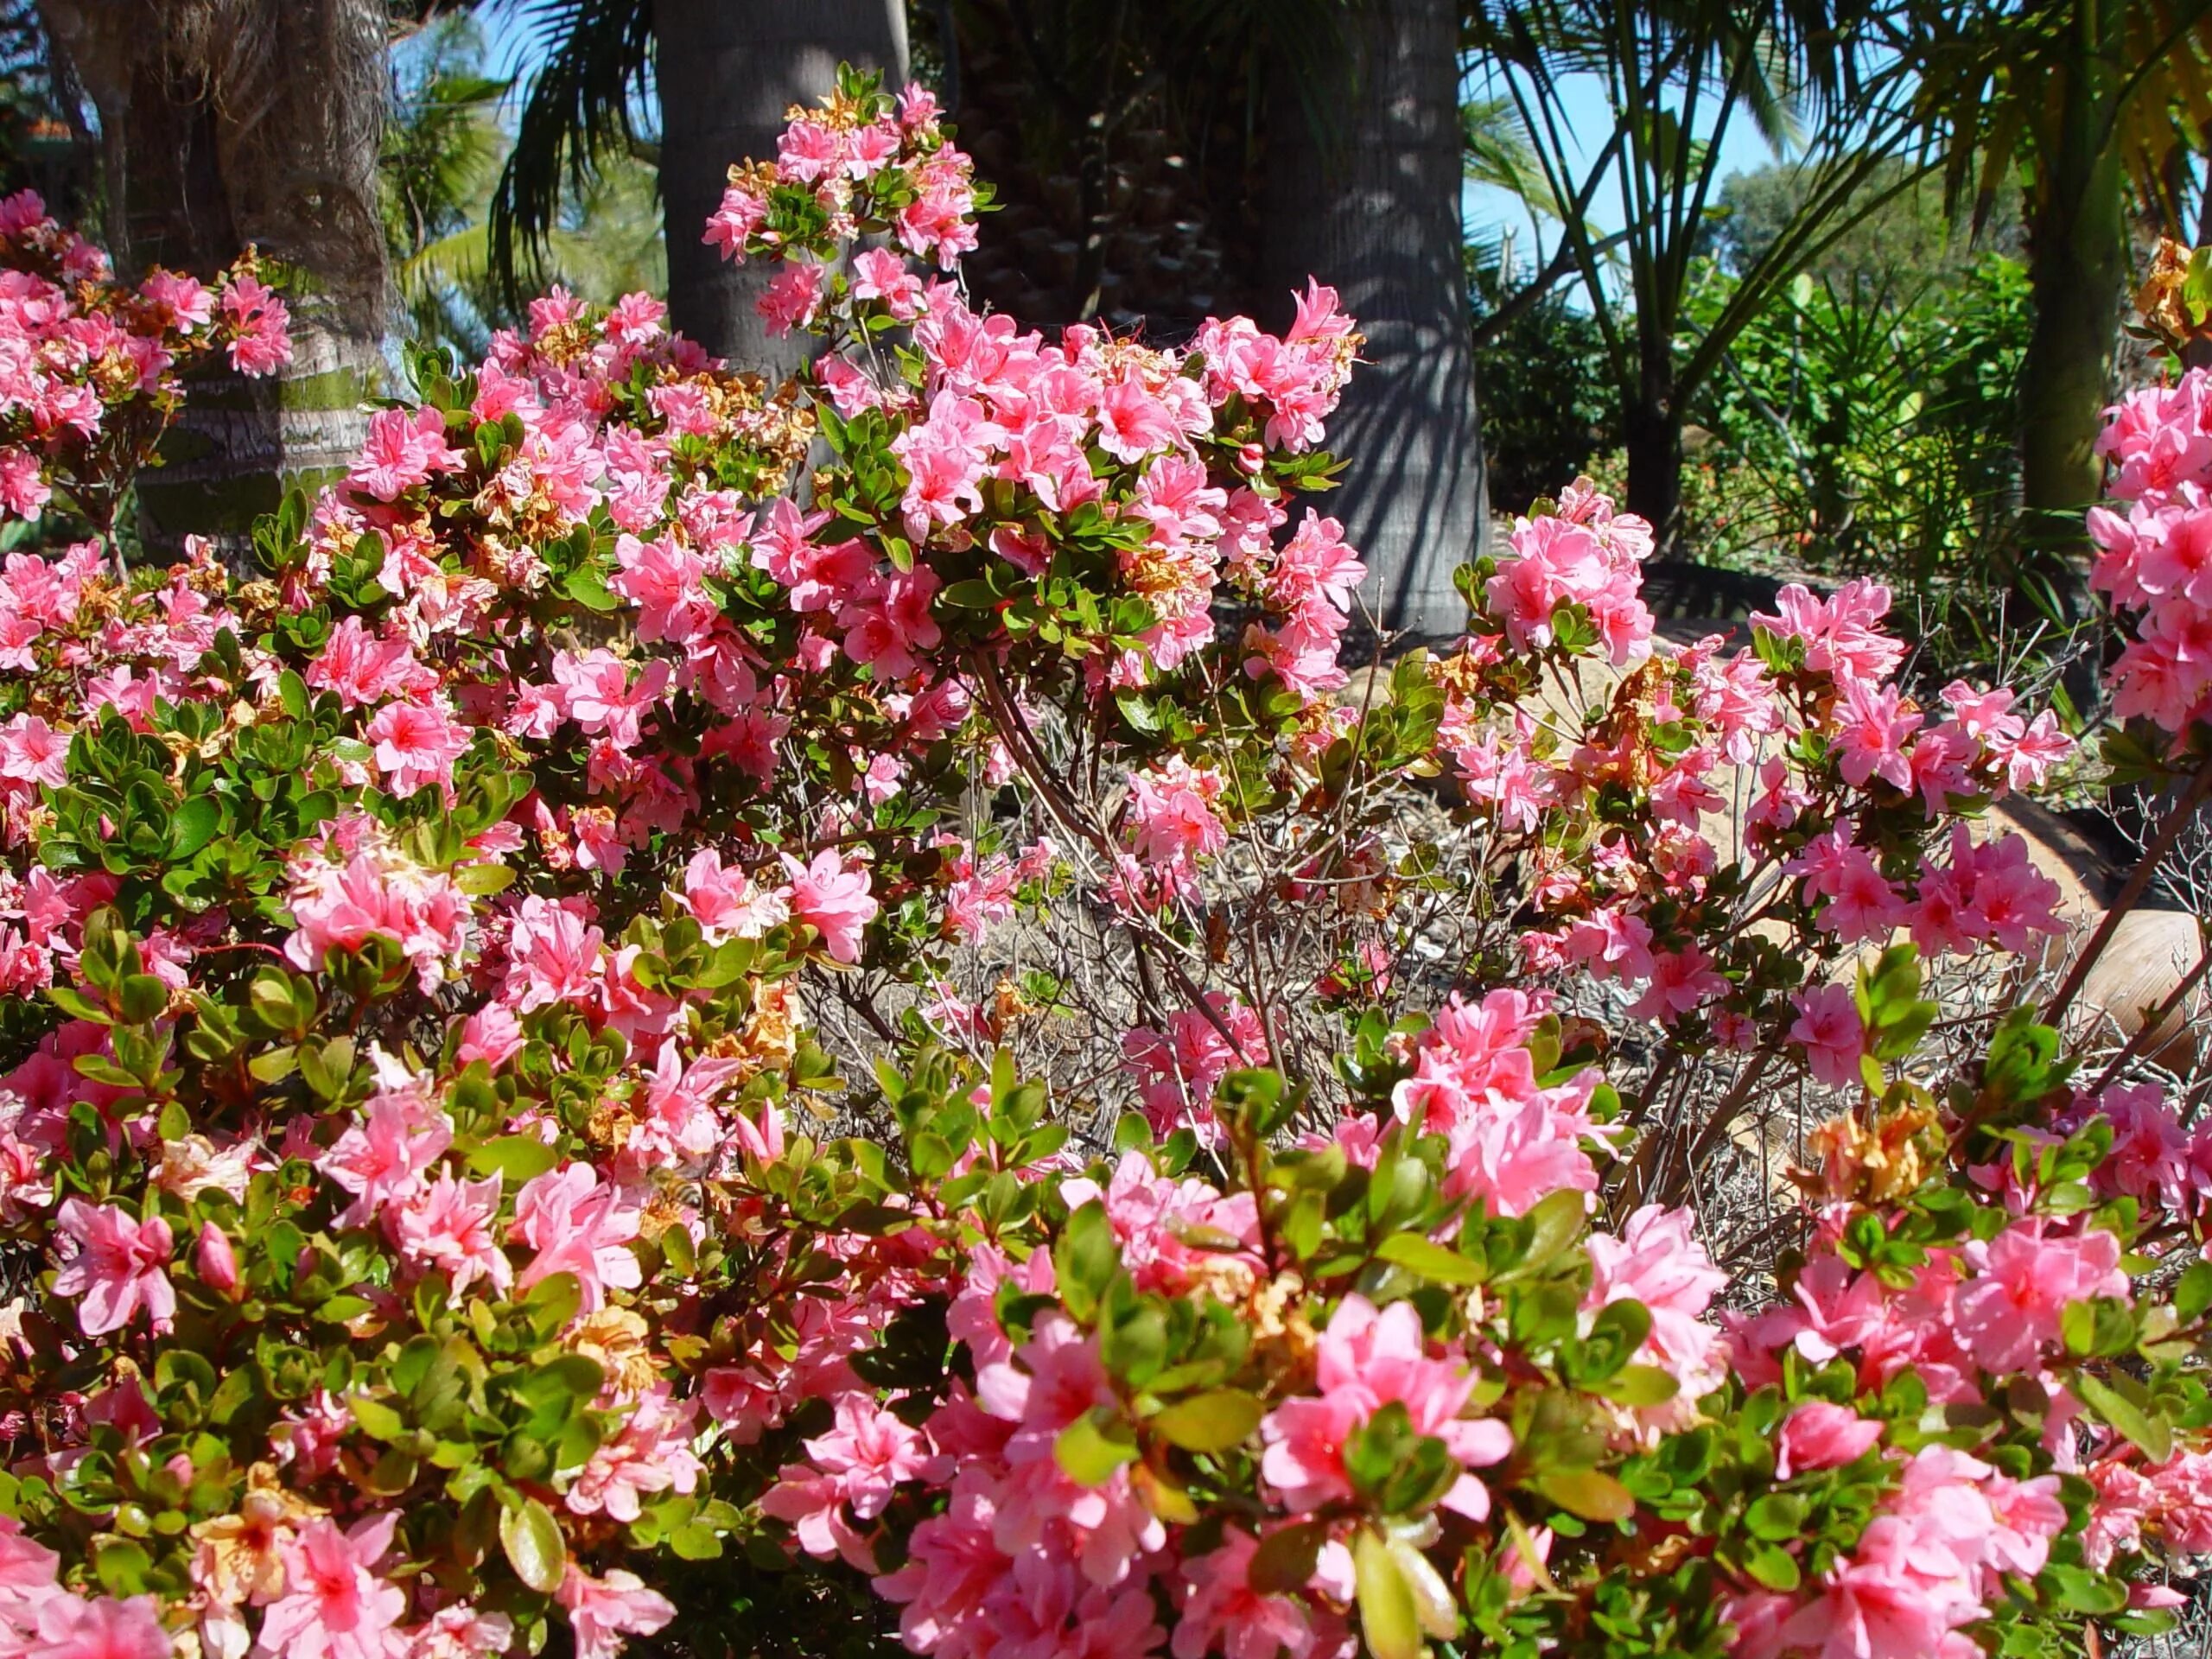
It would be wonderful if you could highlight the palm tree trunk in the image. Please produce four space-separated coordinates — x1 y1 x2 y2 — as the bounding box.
1258 0 1487 639
654 0 908 373
2014 26 2126 623
37 0 387 561
1624 348 1681 544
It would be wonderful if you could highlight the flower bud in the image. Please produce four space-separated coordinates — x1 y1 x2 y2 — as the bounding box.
1236 442 1265 475
195 1221 239 1297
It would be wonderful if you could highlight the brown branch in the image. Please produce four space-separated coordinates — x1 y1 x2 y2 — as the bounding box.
2044 749 2212 1027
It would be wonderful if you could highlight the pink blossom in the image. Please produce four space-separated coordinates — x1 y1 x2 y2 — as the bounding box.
0 714 67 788
348 406 461 502
1775 1402 1885 1478
220 274 291 374
612 532 716 645
194 1220 239 1297
681 849 791 943
1953 1217 2128 1373
1125 759 1227 874
758 263 827 335
28 1594 171 1659
1624 945 1728 1024
1583 1205 1727 1427
256 1514 406 1659
511 1163 643 1311
308 617 433 709
1789 983 1866 1090
840 566 942 682
391 1171 511 1297
763 1394 933 1569
502 894 604 1011
1121 995 1268 1141
51 1199 174 1337
556 1566 675 1659
1173 1529 1316 1659
316 1084 454 1230
780 848 879 963
566 1384 702 1523
365 698 469 799
1259 1294 1510 1518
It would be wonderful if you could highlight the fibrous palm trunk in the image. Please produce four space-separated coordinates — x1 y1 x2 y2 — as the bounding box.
37 0 387 559
2015 32 2127 626
654 0 908 374
1257 0 1487 638
1623 349 1683 549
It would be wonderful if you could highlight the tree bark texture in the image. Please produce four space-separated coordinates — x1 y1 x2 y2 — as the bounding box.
1257 0 1487 638
2013 4 2127 623
2017 161 2126 622
36 0 387 559
1624 350 1682 545
655 0 909 375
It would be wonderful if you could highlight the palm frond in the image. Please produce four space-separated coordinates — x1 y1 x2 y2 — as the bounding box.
484 0 654 306
1463 94 1547 203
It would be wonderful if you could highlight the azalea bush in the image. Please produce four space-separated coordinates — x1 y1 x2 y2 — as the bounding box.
0 65 2207 1659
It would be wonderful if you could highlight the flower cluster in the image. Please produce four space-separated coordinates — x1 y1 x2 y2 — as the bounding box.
1430 480 2074 1069
734 967 2212 1659
2091 369 2212 728
0 189 288 533
0 64 2203 1659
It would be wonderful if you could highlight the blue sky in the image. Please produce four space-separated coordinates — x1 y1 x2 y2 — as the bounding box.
1461 68 1785 290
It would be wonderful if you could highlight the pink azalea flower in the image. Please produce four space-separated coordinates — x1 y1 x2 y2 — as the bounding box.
50 1199 174 1337
30 1593 171 1659
256 1514 407 1659
681 849 791 944
0 714 67 788
556 1565 675 1659
316 1084 454 1230
565 1384 702 1524
391 1171 511 1297
511 1163 643 1312
1954 1217 2128 1373
348 406 461 502
757 263 827 335
1259 1294 1510 1518
780 848 879 964
1173 1528 1317 1659
1583 1205 1728 1430
1775 1402 1885 1478
365 698 469 800
1789 982 1866 1090
804 1393 935 1521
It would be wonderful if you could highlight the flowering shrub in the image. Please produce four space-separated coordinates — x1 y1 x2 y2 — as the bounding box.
0 65 2204 1659
0 193 288 543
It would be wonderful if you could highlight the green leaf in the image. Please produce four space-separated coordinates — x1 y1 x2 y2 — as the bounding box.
118 974 168 1025
1745 1542 1802 1592
563 568 620 613
499 1496 567 1593
2177 1261 2212 1324
467 1135 562 1184
455 863 517 897
1148 1389 1263 1453
169 796 222 860
1351 1528 1422 1659
1248 1519 1328 1594
1531 1468 1635 1523
2075 1370 2172 1463
1054 1200 1120 1324
1514 1188 1586 1275
1376 1234 1487 1287
1053 1408 1138 1485
1592 1364 1679 1408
